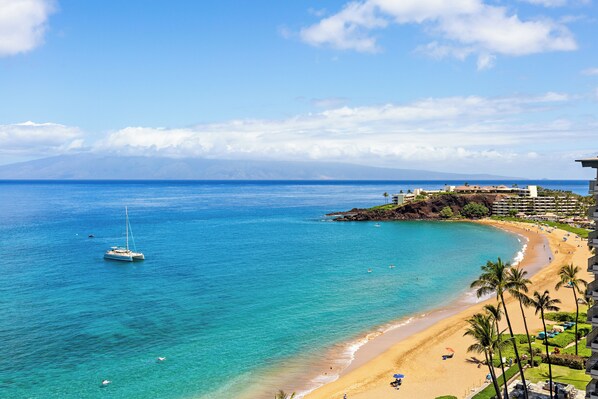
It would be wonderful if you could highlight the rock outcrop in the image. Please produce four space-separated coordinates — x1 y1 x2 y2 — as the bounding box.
330 193 507 221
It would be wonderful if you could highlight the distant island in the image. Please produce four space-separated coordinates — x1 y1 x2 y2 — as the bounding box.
0 154 517 180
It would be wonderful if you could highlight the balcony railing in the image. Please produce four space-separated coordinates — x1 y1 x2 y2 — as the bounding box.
587 354 598 377
589 255 598 273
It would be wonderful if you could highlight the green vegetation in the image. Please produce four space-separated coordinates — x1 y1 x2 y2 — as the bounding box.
555 263 589 356
489 216 590 238
368 203 397 211
435 396 458 399
544 310 587 322
546 331 576 348
439 206 454 219
471 366 519 399
462 202 490 219
525 364 591 389
561 344 591 357
543 221 590 238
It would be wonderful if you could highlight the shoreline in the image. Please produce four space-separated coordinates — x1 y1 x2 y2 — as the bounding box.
301 219 590 399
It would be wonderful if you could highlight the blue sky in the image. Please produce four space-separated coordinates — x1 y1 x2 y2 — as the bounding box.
0 0 597 178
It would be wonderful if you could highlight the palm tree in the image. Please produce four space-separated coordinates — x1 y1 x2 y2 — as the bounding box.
506 267 534 366
471 258 529 398
274 390 296 399
527 290 561 399
383 192 389 204
464 313 504 399
555 263 588 355
484 304 509 399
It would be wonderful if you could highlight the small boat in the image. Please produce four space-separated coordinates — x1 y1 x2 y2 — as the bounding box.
104 207 145 262
374 223 381 227
88 234 95 238
389 264 395 269
367 268 372 273
101 380 111 387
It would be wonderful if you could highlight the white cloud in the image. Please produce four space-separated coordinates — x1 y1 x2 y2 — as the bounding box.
298 0 577 67
89 92 576 165
299 1 388 52
582 67 598 76
520 0 568 6
3 92 593 177
477 53 496 70
0 121 83 156
0 0 55 56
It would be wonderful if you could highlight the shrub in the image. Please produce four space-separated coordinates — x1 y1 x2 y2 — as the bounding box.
539 353 585 370
546 331 576 348
439 206 454 218
519 335 535 344
544 311 587 322
462 202 489 219
435 397 458 399
578 326 591 337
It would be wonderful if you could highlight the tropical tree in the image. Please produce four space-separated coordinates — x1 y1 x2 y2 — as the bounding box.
484 304 509 399
555 263 588 355
383 192 389 203
471 258 529 398
439 206 454 219
506 267 534 367
464 313 504 399
274 390 296 399
527 291 561 399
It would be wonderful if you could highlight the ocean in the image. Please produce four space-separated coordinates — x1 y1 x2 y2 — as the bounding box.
0 180 587 399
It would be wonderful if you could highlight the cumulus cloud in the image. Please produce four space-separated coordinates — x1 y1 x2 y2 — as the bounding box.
298 0 577 67
582 67 598 76
90 92 575 165
0 121 83 156
4 92 594 177
0 0 55 56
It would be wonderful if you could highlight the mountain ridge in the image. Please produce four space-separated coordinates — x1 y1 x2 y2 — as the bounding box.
0 154 519 180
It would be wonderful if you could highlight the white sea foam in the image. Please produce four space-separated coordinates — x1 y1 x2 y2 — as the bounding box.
294 317 417 398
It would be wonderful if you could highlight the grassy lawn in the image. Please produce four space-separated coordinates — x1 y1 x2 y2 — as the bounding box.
489 216 590 238
472 366 520 399
368 203 397 211
525 364 591 390
542 221 590 238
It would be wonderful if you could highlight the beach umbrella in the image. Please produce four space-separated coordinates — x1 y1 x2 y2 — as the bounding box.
393 374 405 379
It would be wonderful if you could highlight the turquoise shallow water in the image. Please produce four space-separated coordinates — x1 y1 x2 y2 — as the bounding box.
0 181 583 399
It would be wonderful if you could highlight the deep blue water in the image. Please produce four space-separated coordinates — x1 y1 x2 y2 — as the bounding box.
0 180 586 398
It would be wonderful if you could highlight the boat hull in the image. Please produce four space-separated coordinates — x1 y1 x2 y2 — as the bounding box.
104 250 145 262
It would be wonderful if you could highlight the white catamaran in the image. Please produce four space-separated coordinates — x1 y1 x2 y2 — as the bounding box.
104 207 145 262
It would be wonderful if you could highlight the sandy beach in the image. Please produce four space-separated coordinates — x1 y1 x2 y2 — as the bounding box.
304 220 592 399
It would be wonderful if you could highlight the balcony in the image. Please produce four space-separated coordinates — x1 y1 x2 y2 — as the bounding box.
591 180 597 195
587 355 598 378
588 378 598 399
589 306 598 326
590 255 598 273
590 230 598 248
591 206 598 220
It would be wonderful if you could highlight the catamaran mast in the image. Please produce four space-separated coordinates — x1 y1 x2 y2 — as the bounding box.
125 206 129 250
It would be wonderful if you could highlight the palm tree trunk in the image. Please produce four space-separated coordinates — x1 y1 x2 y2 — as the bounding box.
495 324 510 399
485 350 502 399
541 310 553 399
573 289 579 356
518 298 534 367
500 292 528 399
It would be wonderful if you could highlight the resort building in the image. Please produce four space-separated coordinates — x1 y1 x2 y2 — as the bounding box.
577 157 598 398
491 194 582 217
